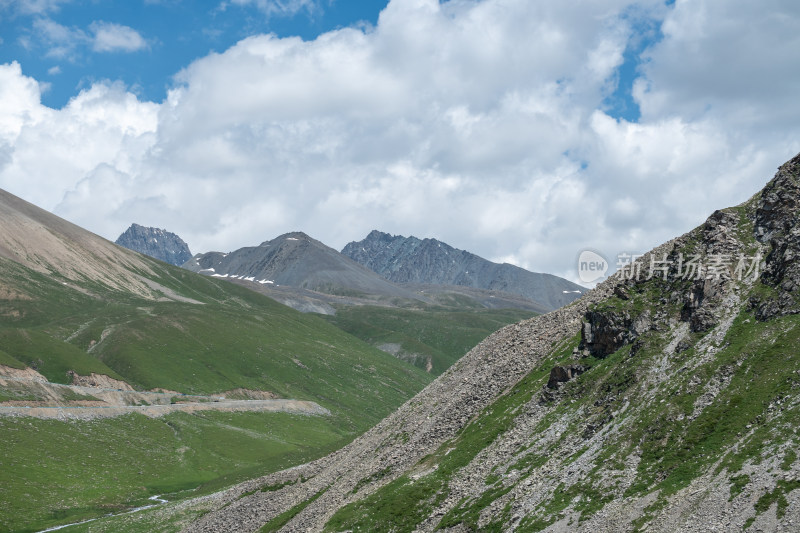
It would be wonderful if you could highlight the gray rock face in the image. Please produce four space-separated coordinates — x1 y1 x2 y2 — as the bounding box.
579 309 636 358
115 223 192 267
752 153 800 319
342 230 584 311
546 364 587 389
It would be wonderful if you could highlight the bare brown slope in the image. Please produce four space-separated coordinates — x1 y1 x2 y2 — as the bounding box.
0 188 171 299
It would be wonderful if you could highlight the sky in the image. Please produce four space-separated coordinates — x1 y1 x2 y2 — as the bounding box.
1 0 799 285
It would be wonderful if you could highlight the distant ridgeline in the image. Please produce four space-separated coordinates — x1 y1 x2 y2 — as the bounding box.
115 223 193 266
343 230 584 310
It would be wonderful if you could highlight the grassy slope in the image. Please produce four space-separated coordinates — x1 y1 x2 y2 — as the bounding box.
322 203 800 531
0 411 350 533
0 256 431 420
0 255 432 532
321 304 537 375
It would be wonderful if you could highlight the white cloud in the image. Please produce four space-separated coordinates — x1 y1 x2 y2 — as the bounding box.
0 65 158 209
1 0 800 284
90 21 148 53
20 17 147 59
634 0 800 130
0 0 70 15
226 0 321 18
30 17 86 59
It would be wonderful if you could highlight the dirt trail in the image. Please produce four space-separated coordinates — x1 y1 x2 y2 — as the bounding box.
0 398 329 420
0 366 328 420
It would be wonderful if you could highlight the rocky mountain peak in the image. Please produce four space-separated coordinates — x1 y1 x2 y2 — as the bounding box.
259 231 313 247
183 230 423 303
115 223 192 267
364 229 393 242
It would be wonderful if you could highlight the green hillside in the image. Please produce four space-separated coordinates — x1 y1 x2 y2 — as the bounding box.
0 256 431 417
321 304 537 375
0 252 432 531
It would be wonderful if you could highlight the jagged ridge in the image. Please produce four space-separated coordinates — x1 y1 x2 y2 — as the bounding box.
342 230 584 311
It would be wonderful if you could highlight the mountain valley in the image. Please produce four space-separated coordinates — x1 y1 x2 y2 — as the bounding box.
179 231 556 375
0 189 432 532
160 154 800 532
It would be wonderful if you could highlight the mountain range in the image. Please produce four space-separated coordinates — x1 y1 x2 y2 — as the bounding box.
343 230 584 310
181 230 580 314
182 231 421 302
176 154 800 532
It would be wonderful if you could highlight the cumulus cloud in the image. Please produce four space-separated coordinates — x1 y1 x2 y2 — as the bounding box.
1 0 800 285
90 21 148 53
0 63 158 209
635 0 800 131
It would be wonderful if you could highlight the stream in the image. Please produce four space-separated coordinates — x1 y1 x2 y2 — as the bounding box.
36 494 169 532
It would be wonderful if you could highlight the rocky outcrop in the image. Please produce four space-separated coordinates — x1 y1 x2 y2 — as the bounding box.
342 230 585 311
752 153 800 319
115 223 193 266
67 371 134 390
546 364 587 389
579 309 635 358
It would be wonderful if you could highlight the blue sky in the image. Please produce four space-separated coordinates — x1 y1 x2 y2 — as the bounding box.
1 0 799 285
1 1 388 108
1 0 654 120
